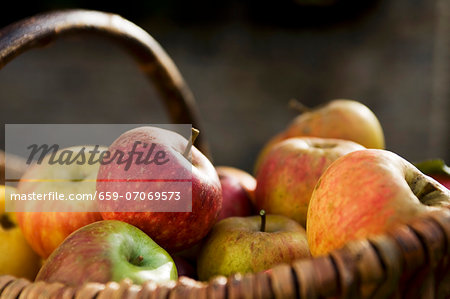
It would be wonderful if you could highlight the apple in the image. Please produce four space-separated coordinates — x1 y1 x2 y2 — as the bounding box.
284 99 385 148
254 132 287 175
430 174 450 189
197 210 310 281
172 256 196 279
307 149 450 257
255 137 365 226
16 145 104 258
171 166 255 261
414 159 450 189
36 220 177 286
97 127 222 252
0 185 41 280
173 242 203 265
254 99 384 174
216 166 256 221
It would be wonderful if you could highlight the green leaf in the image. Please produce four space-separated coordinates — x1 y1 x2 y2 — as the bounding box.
414 159 450 176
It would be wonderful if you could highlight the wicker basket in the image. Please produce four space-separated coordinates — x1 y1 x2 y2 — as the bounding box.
0 10 449 299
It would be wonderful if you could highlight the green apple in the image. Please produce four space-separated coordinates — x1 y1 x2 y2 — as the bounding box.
197 211 310 281
36 220 177 286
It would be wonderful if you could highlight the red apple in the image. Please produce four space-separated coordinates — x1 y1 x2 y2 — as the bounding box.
255 137 365 226
216 166 256 221
431 174 450 189
307 149 450 256
97 127 222 252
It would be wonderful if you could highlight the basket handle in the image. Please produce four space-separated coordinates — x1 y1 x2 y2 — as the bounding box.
0 9 211 157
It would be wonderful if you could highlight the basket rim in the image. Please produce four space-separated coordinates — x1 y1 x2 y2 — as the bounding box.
0 207 448 298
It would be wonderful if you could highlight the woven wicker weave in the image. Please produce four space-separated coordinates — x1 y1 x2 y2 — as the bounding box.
0 10 449 299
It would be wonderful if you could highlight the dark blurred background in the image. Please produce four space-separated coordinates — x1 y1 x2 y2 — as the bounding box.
0 0 448 172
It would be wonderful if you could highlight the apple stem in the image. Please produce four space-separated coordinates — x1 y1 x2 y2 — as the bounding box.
289 99 311 114
183 128 200 161
133 255 144 265
260 210 266 232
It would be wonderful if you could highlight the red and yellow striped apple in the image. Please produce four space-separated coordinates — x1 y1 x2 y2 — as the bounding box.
16 146 104 258
307 149 450 256
255 137 365 226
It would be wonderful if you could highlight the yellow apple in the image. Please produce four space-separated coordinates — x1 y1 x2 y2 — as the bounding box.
254 99 385 174
0 185 41 280
283 99 385 149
